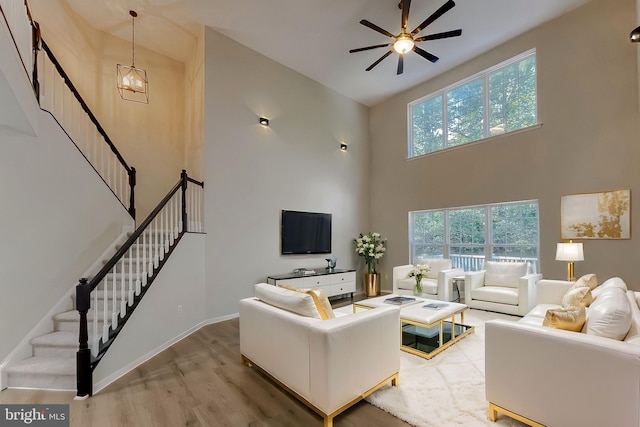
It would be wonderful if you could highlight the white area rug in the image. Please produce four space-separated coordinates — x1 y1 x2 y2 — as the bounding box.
347 307 527 426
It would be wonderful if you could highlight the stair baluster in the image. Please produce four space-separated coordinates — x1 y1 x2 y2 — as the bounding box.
74 172 203 397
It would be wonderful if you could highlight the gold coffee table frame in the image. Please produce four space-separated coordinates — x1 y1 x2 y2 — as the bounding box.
399 306 474 360
354 295 474 360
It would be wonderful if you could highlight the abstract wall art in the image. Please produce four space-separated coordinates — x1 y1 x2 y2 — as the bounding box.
561 190 630 239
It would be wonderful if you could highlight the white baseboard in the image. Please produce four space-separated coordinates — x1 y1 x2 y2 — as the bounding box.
93 313 239 393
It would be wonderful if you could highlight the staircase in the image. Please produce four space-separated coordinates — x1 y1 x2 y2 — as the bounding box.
1 2 205 395
4 235 142 390
3 216 205 391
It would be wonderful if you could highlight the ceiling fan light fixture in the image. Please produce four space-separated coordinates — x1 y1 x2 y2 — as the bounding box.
393 33 414 54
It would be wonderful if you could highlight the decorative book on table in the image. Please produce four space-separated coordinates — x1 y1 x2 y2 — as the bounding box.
384 296 416 305
423 302 448 310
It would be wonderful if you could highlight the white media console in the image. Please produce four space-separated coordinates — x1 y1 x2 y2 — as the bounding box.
267 269 356 298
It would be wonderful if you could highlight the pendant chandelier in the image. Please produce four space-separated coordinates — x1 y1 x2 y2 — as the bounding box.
117 10 149 104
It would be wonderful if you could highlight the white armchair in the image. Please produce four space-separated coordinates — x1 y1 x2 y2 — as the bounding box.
464 261 541 316
393 258 463 301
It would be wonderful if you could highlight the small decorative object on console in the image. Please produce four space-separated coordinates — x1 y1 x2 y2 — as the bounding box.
325 255 337 270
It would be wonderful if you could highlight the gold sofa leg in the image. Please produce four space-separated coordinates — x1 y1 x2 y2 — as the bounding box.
241 355 252 367
488 403 545 427
488 403 498 421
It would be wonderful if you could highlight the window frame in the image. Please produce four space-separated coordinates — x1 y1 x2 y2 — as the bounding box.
408 199 540 272
408 49 537 159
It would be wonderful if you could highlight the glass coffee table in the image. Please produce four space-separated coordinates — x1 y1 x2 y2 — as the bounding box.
400 301 474 359
354 295 474 360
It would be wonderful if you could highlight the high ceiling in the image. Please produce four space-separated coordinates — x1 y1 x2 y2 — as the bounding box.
62 0 590 106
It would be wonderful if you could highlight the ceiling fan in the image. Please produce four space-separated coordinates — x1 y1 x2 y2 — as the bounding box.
349 0 462 75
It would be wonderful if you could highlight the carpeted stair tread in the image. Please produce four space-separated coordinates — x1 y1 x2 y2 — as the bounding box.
53 309 107 322
31 332 78 348
7 356 75 376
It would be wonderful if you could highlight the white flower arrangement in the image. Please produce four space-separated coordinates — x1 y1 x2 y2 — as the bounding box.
354 232 386 274
407 265 431 294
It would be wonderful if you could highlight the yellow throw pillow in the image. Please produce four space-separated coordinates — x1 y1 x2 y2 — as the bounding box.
305 288 335 320
575 273 598 290
562 286 594 308
543 306 586 332
276 285 335 320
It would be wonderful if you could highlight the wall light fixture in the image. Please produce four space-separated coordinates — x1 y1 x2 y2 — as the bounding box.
631 25 640 42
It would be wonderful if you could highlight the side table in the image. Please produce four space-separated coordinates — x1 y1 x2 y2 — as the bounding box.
452 276 465 303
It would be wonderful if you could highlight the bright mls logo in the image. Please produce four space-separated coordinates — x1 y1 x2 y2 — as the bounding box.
0 405 68 426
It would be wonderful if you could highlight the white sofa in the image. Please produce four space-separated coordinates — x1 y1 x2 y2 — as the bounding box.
465 261 541 316
239 283 400 427
393 259 463 301
485 278 640 427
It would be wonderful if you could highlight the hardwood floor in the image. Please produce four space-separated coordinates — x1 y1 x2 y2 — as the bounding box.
0 296 410 427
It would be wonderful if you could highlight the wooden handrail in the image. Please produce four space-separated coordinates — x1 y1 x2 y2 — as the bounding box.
38 39 136 219
76 171 200 397
39 41 133 173
83 177 182 296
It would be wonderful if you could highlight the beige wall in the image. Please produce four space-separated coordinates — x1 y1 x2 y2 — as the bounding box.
30 0 188 220
184 28 205 182
371 0 640 289
203 28 371 318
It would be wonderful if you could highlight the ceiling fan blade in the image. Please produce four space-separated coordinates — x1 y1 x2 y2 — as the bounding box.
366 50 393 71
349 43 392 53
397 54 404 75
359 19 395 39
413 45 439 63
414 29 462 42
401 0 412 32
411 0 456 35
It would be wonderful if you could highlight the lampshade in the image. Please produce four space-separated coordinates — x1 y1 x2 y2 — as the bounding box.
393 34 414 54
555 242 584 262
117 11 148 104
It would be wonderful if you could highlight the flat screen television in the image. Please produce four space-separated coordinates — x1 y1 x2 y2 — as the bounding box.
281 210 332 255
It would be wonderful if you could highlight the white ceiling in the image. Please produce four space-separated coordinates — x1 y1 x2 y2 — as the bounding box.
62 0 590 106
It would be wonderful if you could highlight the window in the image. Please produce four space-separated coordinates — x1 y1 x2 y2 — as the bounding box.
409 200 539 272
409 50 537 158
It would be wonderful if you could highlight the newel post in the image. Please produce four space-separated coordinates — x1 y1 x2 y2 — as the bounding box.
181 169 188 232
76 278 93 397
128 167 136 221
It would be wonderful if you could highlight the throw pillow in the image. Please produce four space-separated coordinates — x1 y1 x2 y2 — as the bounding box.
582 287 632 340
543 306 586 332
276 284 335 320
484 261 527 288
592 277 628 299
562 286 594 308
305 288 335 320
623 290 640 343
574 273 598 290
255 283 322 319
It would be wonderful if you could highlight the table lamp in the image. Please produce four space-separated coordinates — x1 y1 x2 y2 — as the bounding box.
556 241 584 281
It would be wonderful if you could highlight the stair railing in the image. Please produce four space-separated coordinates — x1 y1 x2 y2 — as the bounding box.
36 39 136 219
1 0 137 219
76 170 204 397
